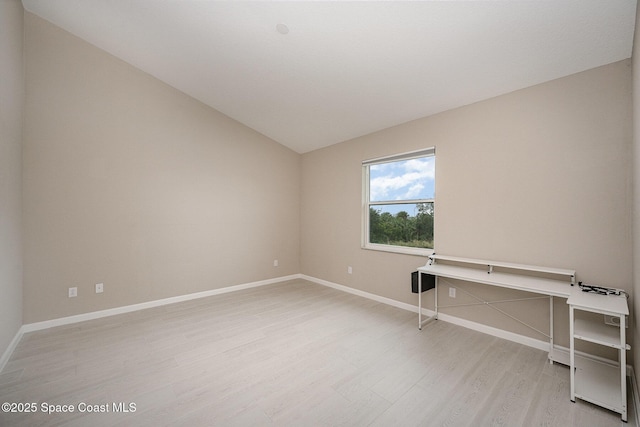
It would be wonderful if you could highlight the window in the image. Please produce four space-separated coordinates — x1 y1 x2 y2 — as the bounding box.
362 148 435 255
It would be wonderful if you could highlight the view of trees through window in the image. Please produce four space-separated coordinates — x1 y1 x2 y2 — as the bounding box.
365 151 435 252
369 202 433 248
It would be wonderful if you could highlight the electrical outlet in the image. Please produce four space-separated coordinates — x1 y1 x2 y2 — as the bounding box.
273 260 278 267
68 287 77 298
348 266 353 274
95 283 104 293
449 287 456 298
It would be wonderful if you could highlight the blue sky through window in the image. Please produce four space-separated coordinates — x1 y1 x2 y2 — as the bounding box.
370 157 435 202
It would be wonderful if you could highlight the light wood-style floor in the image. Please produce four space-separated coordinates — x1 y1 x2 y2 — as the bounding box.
0 279 634 426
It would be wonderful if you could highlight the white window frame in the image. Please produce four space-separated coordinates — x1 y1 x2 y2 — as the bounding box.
362 147 435 256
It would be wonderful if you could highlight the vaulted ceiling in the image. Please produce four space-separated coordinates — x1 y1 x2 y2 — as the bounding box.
22 0 637 153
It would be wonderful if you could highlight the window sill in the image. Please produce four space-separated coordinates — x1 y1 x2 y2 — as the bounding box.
362 243 434 257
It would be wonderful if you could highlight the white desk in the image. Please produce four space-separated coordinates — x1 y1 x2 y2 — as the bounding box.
418 254 630 420
417 254 576 364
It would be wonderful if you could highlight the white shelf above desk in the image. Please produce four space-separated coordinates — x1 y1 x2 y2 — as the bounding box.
426 254 576 282
421 263 573 298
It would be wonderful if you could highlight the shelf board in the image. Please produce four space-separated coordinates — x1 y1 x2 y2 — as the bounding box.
574 357 624 414
567 287 629 316
418 263 572 297
427 254 576 278
573 318 623 349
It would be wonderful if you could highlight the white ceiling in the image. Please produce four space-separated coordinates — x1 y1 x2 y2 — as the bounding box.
22 1 637 154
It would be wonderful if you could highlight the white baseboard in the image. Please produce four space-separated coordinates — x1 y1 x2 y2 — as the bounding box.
0 327 24 374
300 274 421 314
21 274 302 334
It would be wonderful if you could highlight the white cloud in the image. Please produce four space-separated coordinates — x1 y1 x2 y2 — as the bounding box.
405 183 425 199
404 158 434 174
370 158 434 201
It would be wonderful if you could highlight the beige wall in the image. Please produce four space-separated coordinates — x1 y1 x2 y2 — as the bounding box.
302 60 632 348
0 0 24 357
22 13 300 323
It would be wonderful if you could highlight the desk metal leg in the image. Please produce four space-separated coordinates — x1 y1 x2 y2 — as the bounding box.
549 296 554 364
435 276 438 318
569 305 575 402
418 274 437 330
620 314 628 422
418 273 422 329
